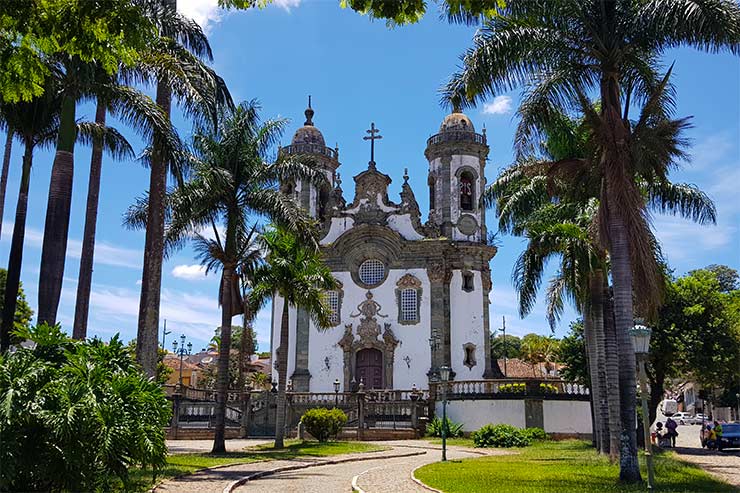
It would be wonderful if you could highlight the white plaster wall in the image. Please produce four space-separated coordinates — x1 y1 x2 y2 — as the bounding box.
306 268 432 392
321 217 354 245
450 270 487 380
386 214 425 240
542 401 593 434
439 400 526 431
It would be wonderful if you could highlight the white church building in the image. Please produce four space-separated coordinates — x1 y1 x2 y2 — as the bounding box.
270 100 499 392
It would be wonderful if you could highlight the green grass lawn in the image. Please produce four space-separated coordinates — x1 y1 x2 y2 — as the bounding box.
124 440 385 492
414 440 736 493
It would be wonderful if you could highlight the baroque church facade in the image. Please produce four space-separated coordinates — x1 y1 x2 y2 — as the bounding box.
270 100 498 392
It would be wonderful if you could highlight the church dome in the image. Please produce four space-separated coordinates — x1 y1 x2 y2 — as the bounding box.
291 97 326 147
439 110 475 134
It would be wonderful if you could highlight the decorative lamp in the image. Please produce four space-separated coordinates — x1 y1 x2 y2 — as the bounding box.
333 378 341 393
630 324 652 355
439 366 451 383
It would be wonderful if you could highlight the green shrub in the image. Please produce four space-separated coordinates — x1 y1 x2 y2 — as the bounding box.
498 382 526 394
539 383 558 394
300 408 347 442
426 416 464 438
0 324 171 492
472 424 532 448
522 427 548 441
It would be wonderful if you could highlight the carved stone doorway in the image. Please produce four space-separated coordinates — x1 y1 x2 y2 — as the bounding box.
356 348 383 389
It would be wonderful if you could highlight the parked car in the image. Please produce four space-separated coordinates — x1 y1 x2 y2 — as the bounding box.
670 412 693 425
692 413 708 425
718 423 740 451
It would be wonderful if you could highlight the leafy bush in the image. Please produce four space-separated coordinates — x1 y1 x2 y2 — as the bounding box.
522 427 548 441
0 324 171 491
472 424 532 448
300 408 347 442
426 416 464 438
539 383 558 394
499 382 526 394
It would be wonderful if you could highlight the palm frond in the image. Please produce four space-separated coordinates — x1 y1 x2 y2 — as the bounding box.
646 181 717 225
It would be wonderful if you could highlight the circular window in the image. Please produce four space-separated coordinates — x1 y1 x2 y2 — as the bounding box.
358 259 386 287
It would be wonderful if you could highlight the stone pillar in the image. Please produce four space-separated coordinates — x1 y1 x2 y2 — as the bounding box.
428 262 452 381
357 389 366 440
292 308 311 391
481 265 495 378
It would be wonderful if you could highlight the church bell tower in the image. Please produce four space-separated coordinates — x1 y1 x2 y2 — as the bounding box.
425 109 489 242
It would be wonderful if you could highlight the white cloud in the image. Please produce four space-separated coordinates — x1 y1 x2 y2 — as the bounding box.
688 133 734 170
1 224 142 269
172 264 208 280
653 215 735 261
273 0 301 10
178 0 223 31
483 96 513 115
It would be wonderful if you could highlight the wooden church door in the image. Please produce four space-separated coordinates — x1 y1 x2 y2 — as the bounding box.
356 348 383 389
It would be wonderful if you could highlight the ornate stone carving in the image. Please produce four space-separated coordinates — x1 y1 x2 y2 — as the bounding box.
337 291 399 389
427 261 451 284
481 264 493 292
396 274 422 289
457 214 479 236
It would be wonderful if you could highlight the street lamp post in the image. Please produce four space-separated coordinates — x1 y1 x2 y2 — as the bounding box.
439 365 451 462
630 324 654 491
333 378 341 408
735 393 739 421
172 334 192 389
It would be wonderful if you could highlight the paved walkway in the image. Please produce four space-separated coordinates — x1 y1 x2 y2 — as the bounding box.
670 424 740 488
234 441 509 493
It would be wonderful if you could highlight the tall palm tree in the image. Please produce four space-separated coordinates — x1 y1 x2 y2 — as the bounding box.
71 70 182 339
445 4 739 477
0 85 61 350
133 0 231 378
133 100 324 453
0 123 14 239
251 227 337 449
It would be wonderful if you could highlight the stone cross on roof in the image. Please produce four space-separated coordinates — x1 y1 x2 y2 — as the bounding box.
363 122 382 169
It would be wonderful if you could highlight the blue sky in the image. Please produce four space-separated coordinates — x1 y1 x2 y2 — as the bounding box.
1 1 738 353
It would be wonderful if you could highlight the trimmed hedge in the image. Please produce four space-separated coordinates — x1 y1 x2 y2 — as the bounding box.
498 383 526 394
472 424 548 448
300 408 347 442
539 383 558 394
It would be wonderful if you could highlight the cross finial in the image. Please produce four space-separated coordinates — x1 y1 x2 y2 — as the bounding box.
363 122 382 168
403 168 409 183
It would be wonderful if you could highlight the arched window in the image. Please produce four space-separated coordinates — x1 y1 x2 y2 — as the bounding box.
459 171 475 211
400 289 418 322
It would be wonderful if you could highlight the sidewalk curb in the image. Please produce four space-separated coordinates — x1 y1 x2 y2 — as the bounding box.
411 465 443 493
222 450 427 493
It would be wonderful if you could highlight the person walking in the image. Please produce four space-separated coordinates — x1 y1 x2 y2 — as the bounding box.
666 417 678 447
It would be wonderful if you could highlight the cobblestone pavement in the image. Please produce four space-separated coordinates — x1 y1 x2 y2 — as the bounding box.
669 424 740 488
234 441 510 493
166 439 272 455
155 444 432 493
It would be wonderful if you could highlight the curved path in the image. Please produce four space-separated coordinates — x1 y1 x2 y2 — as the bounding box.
233 441 509 493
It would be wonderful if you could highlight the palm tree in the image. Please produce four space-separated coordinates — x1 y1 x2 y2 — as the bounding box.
445 4 739 476
71 68 182 339
133 0 231 378
0 123 14 239
136 100 325 453
251 227 337 449
484 78 720 474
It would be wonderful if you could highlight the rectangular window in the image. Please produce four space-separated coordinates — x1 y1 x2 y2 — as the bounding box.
326 291 340 324
462 272 474 292
400 289 418 322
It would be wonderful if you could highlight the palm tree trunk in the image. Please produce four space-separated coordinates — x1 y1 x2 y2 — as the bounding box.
1 141 32 350
0 129 13 239
583 300 605 453
590 270 611 456
601 67 641 483
136 80 172 377
603 279 622 462
72 99 106 339
38 95 76 325
274 298 290 448
212 268 234 454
